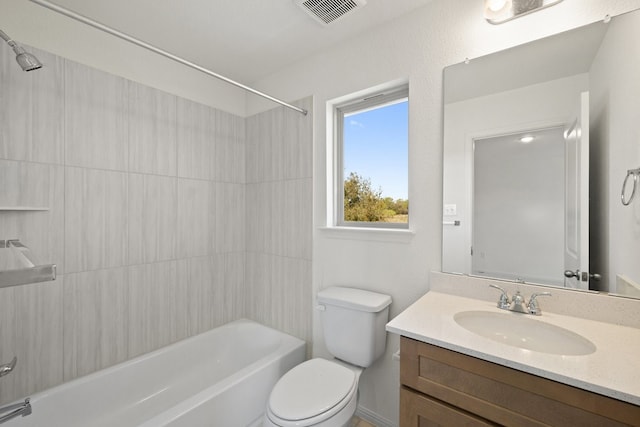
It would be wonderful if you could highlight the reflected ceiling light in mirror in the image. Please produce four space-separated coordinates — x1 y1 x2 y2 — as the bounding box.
484 0 564 24
519 135 535 144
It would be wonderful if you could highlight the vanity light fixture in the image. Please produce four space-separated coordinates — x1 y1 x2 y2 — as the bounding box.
484 0 564 24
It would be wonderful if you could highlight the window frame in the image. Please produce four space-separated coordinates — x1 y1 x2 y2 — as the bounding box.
334 85 409 229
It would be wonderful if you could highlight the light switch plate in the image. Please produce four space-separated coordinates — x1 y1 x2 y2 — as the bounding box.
444 204 457 216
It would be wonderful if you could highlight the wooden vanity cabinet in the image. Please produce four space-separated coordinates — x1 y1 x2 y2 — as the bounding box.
399 337 640 427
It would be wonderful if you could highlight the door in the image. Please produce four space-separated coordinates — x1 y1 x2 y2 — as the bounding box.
564 92 589 289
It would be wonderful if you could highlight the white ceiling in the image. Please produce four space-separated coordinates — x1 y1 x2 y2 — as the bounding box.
39 0 434 83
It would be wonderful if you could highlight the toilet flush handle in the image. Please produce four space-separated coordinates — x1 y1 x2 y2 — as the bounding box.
315 304 326 311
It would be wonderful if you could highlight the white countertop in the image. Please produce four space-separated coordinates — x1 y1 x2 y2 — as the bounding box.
386 290 640 406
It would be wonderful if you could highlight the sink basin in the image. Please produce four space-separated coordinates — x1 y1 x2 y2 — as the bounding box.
454 311 596 356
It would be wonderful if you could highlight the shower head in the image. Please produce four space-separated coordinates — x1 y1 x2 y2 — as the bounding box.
0 29 42 72
13 46 43 71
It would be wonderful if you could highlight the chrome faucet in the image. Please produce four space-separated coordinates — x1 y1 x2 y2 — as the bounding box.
489 285 551 316
528 292 552 316
0 398 32 424
0 357 32 424
510 290 528 313
489 284 510 309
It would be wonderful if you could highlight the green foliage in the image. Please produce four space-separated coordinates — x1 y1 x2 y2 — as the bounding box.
344 172 409 222
383 197 408 215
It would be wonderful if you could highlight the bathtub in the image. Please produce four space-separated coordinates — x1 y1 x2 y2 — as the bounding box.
6 319 305 427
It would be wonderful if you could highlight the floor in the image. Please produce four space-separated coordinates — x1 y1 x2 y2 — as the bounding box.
350 416 376 427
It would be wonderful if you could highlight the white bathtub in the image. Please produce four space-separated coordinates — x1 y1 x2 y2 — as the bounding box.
6 319 305 427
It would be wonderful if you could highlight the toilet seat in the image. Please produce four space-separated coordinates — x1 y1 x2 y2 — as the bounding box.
266 358 358 427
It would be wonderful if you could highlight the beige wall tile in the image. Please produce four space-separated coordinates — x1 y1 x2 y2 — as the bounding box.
65 167 128 273
245 253 312 343
283 178 313 260
177 256 224 336
222 252 246 323
129 83 177 176
213 110 245 183
244 98 314 345
127 261 188 358
65 62 128 171
128 173 177 265
214 182 245 254
284 97 313 180
63 268 129 381
0 279 64 404
0 159 57 208
245 183 268 254
0 47 64 164
176 98 213 180
177 178 211 258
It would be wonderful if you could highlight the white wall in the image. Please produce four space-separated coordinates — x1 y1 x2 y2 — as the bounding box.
443 75 587 281
247 0 640 424
589 10 640 292
472 129 565 285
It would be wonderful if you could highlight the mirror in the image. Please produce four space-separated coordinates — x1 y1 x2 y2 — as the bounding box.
442 9 640 298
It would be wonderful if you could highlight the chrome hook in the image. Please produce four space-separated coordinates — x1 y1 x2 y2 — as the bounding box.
621 168 639 206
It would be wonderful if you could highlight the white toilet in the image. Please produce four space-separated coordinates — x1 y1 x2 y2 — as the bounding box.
264 286 392 427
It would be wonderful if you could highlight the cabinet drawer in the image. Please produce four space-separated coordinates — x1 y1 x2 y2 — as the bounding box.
400 337 640 427
400 386 497 427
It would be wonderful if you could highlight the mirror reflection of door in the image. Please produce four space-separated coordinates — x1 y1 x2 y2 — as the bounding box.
563 92 590 289
472 126 567 286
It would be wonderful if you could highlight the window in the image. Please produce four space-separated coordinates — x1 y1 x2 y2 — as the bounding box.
334 86 409 228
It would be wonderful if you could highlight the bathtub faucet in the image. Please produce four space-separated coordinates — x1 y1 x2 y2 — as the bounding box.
0 398 32 424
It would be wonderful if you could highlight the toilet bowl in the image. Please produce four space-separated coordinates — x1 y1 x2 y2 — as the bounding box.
263 287 392 427
264 358 361 427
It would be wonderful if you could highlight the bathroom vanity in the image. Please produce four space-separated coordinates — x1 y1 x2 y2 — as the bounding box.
387 273 640 427
399 338 638 426
422 7 640 425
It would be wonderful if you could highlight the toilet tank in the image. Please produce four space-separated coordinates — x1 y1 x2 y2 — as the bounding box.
317 287 392 368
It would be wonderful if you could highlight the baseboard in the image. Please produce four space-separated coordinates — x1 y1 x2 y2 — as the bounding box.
356 405 397 427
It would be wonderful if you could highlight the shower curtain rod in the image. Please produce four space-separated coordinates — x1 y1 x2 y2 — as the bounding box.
27 0 308 116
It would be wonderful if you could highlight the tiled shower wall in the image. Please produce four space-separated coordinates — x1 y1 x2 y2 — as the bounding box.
0 45 299 404
245 98 313 347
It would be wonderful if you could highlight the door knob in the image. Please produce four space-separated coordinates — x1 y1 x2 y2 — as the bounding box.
565 270 600 282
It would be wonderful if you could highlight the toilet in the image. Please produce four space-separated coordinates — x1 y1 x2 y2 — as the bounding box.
264 286 392 427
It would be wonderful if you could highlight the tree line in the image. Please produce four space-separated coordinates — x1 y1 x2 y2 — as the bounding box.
344 172 408 222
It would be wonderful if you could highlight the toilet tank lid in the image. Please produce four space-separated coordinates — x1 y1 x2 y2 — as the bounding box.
317 287 392 312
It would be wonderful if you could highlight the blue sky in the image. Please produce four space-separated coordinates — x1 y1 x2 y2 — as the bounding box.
343 100 408 200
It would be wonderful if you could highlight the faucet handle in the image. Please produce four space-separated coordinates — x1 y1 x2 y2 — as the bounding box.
528 292 552 316
489 284 510 310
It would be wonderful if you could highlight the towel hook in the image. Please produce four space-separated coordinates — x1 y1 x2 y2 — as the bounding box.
621 168 640 206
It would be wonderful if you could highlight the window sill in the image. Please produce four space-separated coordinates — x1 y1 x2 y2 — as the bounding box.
318 226 415 243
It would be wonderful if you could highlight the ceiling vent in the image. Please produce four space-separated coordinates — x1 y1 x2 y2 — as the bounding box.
295 0 367 26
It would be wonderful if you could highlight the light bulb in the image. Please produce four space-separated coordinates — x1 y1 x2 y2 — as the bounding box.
486 0 509 12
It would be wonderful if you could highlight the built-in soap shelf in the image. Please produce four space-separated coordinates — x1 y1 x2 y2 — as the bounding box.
0 240 56 289
0 207 49 211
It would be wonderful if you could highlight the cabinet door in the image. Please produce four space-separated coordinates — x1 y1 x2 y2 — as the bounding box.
400 387 497 427
401 337 640 427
